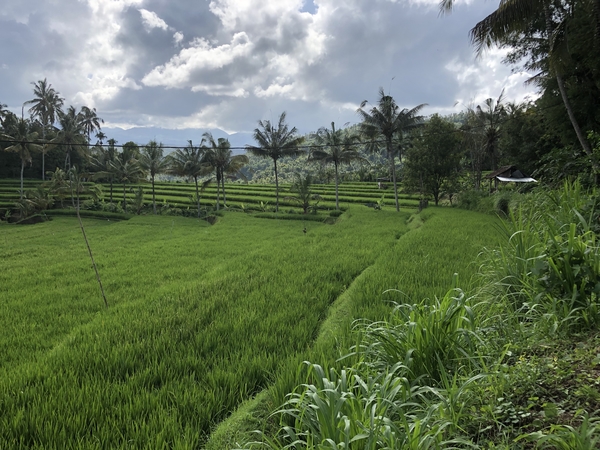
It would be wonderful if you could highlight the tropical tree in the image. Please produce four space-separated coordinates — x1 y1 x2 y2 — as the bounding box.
24 79 64 180
0 102 9 127
201 132 248 210
357 89 426 211
110 145 143 211
168 141 211 217
89 139 118 205
475 90 506 171
0 119 42 199
440 0 599 175
246 112 305 212
404 114 463 205
95 131 107 145
79 106 104 146
309 122 365 210
139 140 169 214
53 106 87 170
287 173 321 214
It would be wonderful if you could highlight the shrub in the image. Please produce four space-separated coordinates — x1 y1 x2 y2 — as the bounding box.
329 210 344 218
495 193 511 217
481 181 600 335
457 189 487 211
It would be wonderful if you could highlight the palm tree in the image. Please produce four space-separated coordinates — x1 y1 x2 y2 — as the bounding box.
309 122 365 210
53 106 87 170
0 119 42 199
139 140 169 214
79 106 104 146
287 173 321 214
110 145 143 211
440 0 598 174
95 131 107 145
24 79 64 180
0 103 9 127
89 139 118 204
168 141 211 217
357 89 426 211
201 132 249 210
475 90 506 171
246 112 305 212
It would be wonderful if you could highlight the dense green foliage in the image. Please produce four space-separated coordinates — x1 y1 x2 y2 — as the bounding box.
234 182 600 449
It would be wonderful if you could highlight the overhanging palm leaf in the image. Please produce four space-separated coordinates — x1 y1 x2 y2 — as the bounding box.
245 112 305 212
441 0 597 172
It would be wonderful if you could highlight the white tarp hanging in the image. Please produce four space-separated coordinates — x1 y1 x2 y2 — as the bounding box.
496 176 537 183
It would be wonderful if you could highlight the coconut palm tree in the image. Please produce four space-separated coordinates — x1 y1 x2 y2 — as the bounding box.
79 106 104 146
0 119 42 199
309 122 365 210
0 103 9 127
440 0 598 174
168 141 211 217
95 131 107 146
475 90 506 171
357 89 426 211
24 79 64 180
89 139 118 205
201 132 249 210
110 145 144 211
139 140 169 214
246 112 305 212
53 106 87 170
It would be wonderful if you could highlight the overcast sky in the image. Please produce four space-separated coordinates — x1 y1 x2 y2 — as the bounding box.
1 0 537 137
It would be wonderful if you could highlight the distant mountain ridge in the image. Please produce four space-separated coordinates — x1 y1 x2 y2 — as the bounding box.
102 127 254 154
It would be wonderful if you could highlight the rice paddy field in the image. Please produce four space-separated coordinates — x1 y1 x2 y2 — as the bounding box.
0 178 420 213
0 178 503 449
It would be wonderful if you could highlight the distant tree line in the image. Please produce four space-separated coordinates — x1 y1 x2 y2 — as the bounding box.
3 35 600 218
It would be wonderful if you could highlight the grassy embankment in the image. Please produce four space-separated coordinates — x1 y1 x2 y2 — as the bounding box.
0 202 500 449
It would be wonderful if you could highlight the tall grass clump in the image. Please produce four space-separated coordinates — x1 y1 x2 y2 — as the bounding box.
481 180 600 336
353 281 481 384
242 361 472 450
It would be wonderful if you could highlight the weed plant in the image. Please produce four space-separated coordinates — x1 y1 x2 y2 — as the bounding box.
481 181 600 336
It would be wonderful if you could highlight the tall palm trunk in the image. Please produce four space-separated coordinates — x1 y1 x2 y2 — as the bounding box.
194 176 201 218
334 162 340 210
123 182 127 211
41 127 46 181
387 139 400 212
544 3 599 174
19 159 25 200
216 172 221 211
222 171 227 207
274 159 280 212
151 176 157 215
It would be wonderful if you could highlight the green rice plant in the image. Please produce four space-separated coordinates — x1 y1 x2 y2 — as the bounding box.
352 283 482 384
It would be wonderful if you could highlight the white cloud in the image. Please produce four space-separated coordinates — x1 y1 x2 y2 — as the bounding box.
173 31 184 46
142 32 253 89
138 9 169 31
